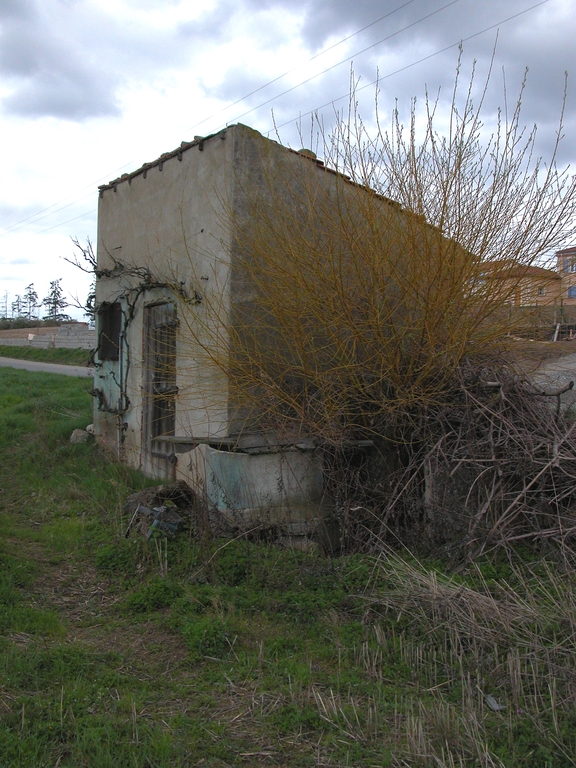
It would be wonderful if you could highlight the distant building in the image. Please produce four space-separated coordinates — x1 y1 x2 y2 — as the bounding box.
556 246 576 305
480 262 561 307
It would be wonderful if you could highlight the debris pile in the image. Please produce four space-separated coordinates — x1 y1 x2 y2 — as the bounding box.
124 481 195 539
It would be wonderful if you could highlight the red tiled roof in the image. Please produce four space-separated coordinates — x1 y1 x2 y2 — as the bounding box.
482 262 560 280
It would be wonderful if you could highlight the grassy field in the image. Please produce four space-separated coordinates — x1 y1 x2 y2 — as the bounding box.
0 346 91 366
1 368 576 766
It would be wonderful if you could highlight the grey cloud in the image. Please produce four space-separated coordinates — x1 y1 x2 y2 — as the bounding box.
1 24 121 119
269 0 544 52
0 201 52 231
123 0 182 8
0 1 119 119
177 0 296 53
0 0 35 21
296 0 575 133
4 73 119 119
201 0 576 164
1 0 573 169
203 68 271 105
0 0 195 120
177 0 241 40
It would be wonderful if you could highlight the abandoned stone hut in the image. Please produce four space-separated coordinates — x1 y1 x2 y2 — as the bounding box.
93 123 405 526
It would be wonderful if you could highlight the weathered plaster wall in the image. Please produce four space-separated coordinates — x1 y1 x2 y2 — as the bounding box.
93 123 397 516
94 129 234 475
224 126 406 437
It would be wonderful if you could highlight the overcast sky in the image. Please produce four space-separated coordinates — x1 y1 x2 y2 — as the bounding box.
0 0 574 319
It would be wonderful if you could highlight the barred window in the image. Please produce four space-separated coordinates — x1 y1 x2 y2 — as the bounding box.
144 302 178 458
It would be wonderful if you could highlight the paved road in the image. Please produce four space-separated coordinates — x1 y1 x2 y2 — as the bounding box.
529 352 576 410
0 356 93 378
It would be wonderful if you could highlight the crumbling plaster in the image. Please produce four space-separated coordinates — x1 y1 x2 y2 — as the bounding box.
95 127 234 473
93 124 369 521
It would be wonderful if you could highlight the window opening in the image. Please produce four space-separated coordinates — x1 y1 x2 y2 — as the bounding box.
144 303 178 460
98 302 122 361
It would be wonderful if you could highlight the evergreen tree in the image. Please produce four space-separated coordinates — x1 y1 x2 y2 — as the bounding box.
84 278 96 323
23 283 39 321
42 279 71 322
11 295 24 318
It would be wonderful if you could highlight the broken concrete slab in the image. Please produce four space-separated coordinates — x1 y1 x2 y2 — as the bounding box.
175 443 325 527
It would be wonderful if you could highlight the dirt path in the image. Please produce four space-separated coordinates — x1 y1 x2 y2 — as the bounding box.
509 340 576 409
523 352 576 409
9 537 191 678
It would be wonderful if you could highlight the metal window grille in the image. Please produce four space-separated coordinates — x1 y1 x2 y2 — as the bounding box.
143 302 178 461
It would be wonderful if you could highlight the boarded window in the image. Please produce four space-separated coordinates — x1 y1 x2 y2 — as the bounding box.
98 302 122 361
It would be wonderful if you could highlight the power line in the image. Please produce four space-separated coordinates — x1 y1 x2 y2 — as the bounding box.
1 191 94 236
1 0 423 238
220 0 464 129
270 0 550 133
1 0 550 239
183 0 422 135
0 161 134 237
32 209 96 237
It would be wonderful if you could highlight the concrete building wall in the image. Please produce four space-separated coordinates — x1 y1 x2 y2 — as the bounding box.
223 125 408 436
176 442 324 532
0 324 95 349
94 127 235 474
94 123 362 472
93 124 377 522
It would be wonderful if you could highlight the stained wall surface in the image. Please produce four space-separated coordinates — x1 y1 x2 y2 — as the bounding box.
94 123 387 482
94 127 234 475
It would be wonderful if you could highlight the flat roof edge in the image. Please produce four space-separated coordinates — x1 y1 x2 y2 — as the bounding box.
98 127 229 194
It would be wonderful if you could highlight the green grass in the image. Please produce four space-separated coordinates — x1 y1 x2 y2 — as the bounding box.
0 345 91 366
1 367 576 766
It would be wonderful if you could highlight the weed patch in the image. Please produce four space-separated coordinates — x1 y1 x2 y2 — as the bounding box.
3 368 576 766
125 576 183 613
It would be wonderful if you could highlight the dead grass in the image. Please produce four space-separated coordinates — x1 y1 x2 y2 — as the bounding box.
367 548 576 766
